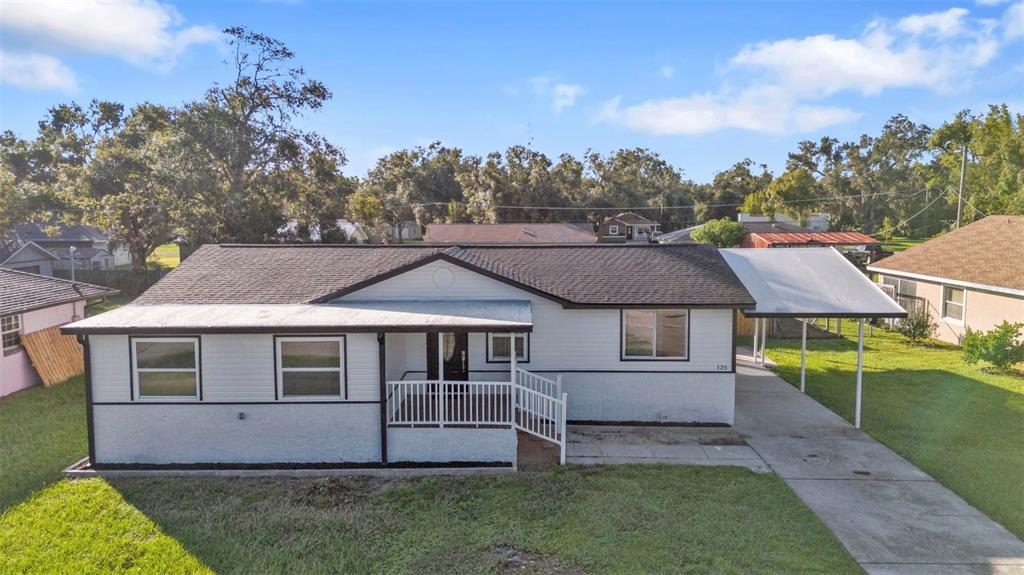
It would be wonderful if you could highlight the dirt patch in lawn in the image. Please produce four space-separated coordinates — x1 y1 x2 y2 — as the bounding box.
291 476 394 508
492 545 586 575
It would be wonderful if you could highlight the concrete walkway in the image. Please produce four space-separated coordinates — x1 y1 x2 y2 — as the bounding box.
734 360 1024 575
565 424 768 471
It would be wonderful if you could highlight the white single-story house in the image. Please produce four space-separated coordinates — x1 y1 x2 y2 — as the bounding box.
1 268 118 397
63 243 756 469
11 222 131 268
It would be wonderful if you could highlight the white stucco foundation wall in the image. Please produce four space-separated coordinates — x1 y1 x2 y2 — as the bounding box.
557 372 735 424
388 427 516 463
93 404 381 464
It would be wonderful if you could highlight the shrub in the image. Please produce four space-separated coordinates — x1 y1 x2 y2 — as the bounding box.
691 218 749 248
962 322 1024 370
897 307 937 344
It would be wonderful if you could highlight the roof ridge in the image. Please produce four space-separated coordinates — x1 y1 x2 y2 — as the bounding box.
0 266 117 292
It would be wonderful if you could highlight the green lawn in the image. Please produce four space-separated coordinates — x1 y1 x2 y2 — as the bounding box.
0 378 86 512
879 236 928 252
146 243 180 270
1 467 860 574
0 379 861 574
765 323 1024 539
86 293 133 317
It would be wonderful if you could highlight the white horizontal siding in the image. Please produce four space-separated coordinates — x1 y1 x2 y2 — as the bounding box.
93 404 380 464
90 335 130 402
89 333 380 403
339 260 735 373
388 427 516 463
201 334 275 402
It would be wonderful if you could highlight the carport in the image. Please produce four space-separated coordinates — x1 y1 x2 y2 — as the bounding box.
720 248 907 428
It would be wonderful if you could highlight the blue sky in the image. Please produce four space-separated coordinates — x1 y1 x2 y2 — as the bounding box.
2 1 1022 182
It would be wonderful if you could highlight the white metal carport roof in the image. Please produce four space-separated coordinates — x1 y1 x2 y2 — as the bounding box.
61 300 533 335
720 247 907 429
720 247 906 319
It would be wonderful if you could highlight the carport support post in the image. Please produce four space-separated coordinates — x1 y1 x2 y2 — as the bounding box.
855 318 864 429
800 319 807 393
759 318 767 366
752 316 759 361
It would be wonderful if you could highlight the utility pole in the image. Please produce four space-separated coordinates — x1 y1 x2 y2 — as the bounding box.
956 144 967 229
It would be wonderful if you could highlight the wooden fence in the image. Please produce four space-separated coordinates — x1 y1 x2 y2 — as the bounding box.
21 326 84 386
54 269 165 298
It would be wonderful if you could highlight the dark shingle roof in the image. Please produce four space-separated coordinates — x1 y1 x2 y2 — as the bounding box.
0 268 119 316
869 216 1024 291
603 212 658 226
14 222 110 243
133 244 754 307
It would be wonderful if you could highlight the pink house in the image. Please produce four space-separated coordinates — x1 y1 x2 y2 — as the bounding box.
1 268 117 396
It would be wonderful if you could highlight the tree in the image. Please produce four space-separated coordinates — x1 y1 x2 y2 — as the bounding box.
762 168 818 225
690 217 749 247
79 104 183 270
694 159 773 222
174 26 340 248
346 189 385 237
929 105 1024 225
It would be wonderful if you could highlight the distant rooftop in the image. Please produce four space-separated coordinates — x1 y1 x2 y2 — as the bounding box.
0 267 118 316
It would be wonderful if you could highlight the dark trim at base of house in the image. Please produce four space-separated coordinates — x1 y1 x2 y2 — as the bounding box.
568 420 731 428
89 460 513 471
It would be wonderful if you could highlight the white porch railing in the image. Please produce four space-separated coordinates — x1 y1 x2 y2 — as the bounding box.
385 369 568 464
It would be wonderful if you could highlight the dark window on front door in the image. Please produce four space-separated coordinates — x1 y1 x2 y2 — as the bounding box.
426 332 469 380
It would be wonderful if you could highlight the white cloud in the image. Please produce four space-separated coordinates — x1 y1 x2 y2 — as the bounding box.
897 7 970 37
0 50 77 92
659 65 675 79
0 0 219 69
1006 1 1024 39
529 75 585 113
551 83 585 113
597 92 861 135
599 5 1008 136
977 0 1009 6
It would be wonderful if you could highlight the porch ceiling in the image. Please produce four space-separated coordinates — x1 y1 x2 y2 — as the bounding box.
61 300 533 334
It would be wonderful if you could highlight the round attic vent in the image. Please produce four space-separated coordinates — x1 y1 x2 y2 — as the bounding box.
432 266 455 289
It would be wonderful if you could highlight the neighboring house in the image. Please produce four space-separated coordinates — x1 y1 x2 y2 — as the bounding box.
425 223 596 244
50 247 115 271
1 268 117 397
383 221 422 241
659 220 808 244
737 212 831 231
63 243 755 468
868 216 1024 344
11 222 130 269
0 240 59 276
278 219 372 243
742 230 879 249
597 212 660 243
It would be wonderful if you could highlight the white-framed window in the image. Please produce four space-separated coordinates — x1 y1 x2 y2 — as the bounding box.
942 286 965 322
609 224 619 235
622 309 688 360
131 337 200 400
1 314 22 354
275 336 346 400
487 332 528 363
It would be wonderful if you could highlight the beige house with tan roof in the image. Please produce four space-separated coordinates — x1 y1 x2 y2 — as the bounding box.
868 216 1024 344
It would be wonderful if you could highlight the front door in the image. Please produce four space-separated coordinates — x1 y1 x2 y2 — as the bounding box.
426 332 469 380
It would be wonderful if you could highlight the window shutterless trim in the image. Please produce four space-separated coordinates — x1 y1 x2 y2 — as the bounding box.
941 285 966 323
1 313 22 353
129 336 202 402
485 332 530 363
274 335 347 401
620 309 690 362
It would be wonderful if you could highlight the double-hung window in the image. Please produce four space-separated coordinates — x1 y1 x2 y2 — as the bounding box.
609 224 619 235
1 315 21 354
276 336 346 399
131 337 200 400
622 309 688 360
942 287 965 321
487 332 528 362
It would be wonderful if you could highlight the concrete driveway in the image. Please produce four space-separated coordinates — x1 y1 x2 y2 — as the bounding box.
735 360 1024 575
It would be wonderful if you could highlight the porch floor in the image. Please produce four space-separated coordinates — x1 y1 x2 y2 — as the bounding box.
563 425 769 472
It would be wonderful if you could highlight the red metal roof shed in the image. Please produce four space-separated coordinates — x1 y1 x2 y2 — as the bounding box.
743 231 879 248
